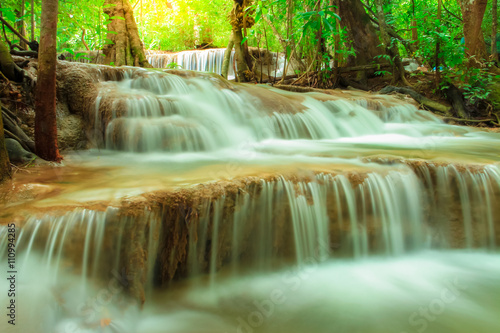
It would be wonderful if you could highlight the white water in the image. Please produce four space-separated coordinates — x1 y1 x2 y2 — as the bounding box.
147 49 237 79
1 249 499 333
146 48 287 80
93 68 462 154
2 67 500 332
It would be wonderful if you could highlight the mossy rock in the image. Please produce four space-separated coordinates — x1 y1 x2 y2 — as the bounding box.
5 139 36 164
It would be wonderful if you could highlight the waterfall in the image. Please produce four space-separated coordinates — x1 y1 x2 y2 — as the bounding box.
2 65 500 333
2 163 498 288
91 69 443 153
146 48 287 80
146 49 236 78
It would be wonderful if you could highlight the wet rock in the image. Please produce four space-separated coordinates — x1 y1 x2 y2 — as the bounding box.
56 102 88 150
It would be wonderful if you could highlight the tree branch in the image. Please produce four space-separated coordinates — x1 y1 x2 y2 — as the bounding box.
0 16 30 46
442 2 462 22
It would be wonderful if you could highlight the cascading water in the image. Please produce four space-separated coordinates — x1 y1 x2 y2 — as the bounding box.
146 48 287 80
1 65 500 333
146 49 237 79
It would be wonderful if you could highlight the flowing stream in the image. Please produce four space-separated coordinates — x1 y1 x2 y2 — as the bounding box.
1 67 500 333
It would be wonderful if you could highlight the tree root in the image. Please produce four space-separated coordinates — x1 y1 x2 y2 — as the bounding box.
1 105 19 123
442 117 494 123
3 128 32 153
2 109 35 153
10 49 38 58
379 85 451 114
444 83 471 119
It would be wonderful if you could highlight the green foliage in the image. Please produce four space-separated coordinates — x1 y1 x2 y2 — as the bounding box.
166 62 182 69
1 0 497 104
138 0 232 51
374 70 391 76
63 48 92 61
447 66 498 104
245 0 353 78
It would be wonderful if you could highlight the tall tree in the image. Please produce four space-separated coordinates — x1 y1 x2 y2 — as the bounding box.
18 0 28 49
435 0 442 88
411 0 418 47
35 0 62 162
103 0 152 67
458 0 488 60
375 0 410 85
222 0 254 81
338 0 384 83
493 0 498 62
31 0 35 41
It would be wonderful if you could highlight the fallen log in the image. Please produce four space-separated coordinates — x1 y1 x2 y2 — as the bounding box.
273 85 317 93
339 61 410 73
379 85 451 115
443 117 494 123
258 74 298 84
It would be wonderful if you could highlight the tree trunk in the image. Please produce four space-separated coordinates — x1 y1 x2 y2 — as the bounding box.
233 29 250 81
103 0 152 67
458 0 488 60
493 0 499 62
221 34 234 79
332 0 341 86
435 0 442 88
375 0 410 85
338 0 384 83
0 101 11 183
227 0 254 82
0 40 24 82
411 0 418 47
34 0 62 162
31 0 35 41
18 0 28 49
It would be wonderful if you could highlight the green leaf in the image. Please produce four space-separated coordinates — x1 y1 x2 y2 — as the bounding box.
0 8 16 22
323 19 335 32
300 11 317 20
111 16 125 20
255 9 262 23
241 36 248 45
